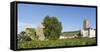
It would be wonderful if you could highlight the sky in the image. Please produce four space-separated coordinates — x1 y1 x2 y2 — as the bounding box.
18 3 96 34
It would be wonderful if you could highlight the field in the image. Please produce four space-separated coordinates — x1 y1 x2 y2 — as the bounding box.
17 37 96 49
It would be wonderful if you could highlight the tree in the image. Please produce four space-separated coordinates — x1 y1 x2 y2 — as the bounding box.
18 31 32 41
19 31 26 41
77 31 81 38
25 28 37 40
17 27 37 41
43 16 62 40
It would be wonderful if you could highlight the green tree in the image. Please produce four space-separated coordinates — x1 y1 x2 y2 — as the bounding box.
18 28 37 41
25 28 37 40
43 16 62 40
19 31 26 41
18 31 32 41
77 31 81 38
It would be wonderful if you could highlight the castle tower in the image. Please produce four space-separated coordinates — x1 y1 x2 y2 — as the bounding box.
83 19 89 30
36 23 45 41
81 19 95 38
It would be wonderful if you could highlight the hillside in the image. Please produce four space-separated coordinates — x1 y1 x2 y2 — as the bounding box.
62 31 80 36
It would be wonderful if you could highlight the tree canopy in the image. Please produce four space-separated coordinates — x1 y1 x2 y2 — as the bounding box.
43 16 62 40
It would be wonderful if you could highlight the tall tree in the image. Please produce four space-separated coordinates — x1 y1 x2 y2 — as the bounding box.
43 16 62 40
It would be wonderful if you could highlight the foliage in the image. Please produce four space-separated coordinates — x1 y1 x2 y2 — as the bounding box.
17 38 96 49
17 28 36 41
17 31 32 41
77 31 81 37
43 16 62 40
25 28 37 40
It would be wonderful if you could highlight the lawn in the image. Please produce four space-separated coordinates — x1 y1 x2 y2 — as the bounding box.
17 37 96 49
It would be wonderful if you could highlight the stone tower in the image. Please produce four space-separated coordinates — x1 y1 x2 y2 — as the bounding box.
83 19 89 29
36 23 45 41
81 19 89 37
81 19 96 38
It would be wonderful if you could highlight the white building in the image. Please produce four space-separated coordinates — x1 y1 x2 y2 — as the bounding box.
89 28 95 37
81 28 95 38
59 31 78 39
60 19 96 39
59 34 78 39
81 19 96 38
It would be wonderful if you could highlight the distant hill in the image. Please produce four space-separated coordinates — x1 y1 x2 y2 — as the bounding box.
62 31 80 36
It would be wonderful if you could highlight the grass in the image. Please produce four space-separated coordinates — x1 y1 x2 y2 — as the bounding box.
17 37 96 49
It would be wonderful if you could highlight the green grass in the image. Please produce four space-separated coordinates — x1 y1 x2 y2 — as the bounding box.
17 38 96 49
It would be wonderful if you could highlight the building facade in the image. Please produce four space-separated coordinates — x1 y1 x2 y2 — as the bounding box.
81 19 96 38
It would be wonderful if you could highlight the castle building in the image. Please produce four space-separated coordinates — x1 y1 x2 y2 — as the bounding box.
81 19 95 38
60 19 96 39
83 19 89 29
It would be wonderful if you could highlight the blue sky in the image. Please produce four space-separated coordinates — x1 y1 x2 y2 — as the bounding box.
18 3 96 34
